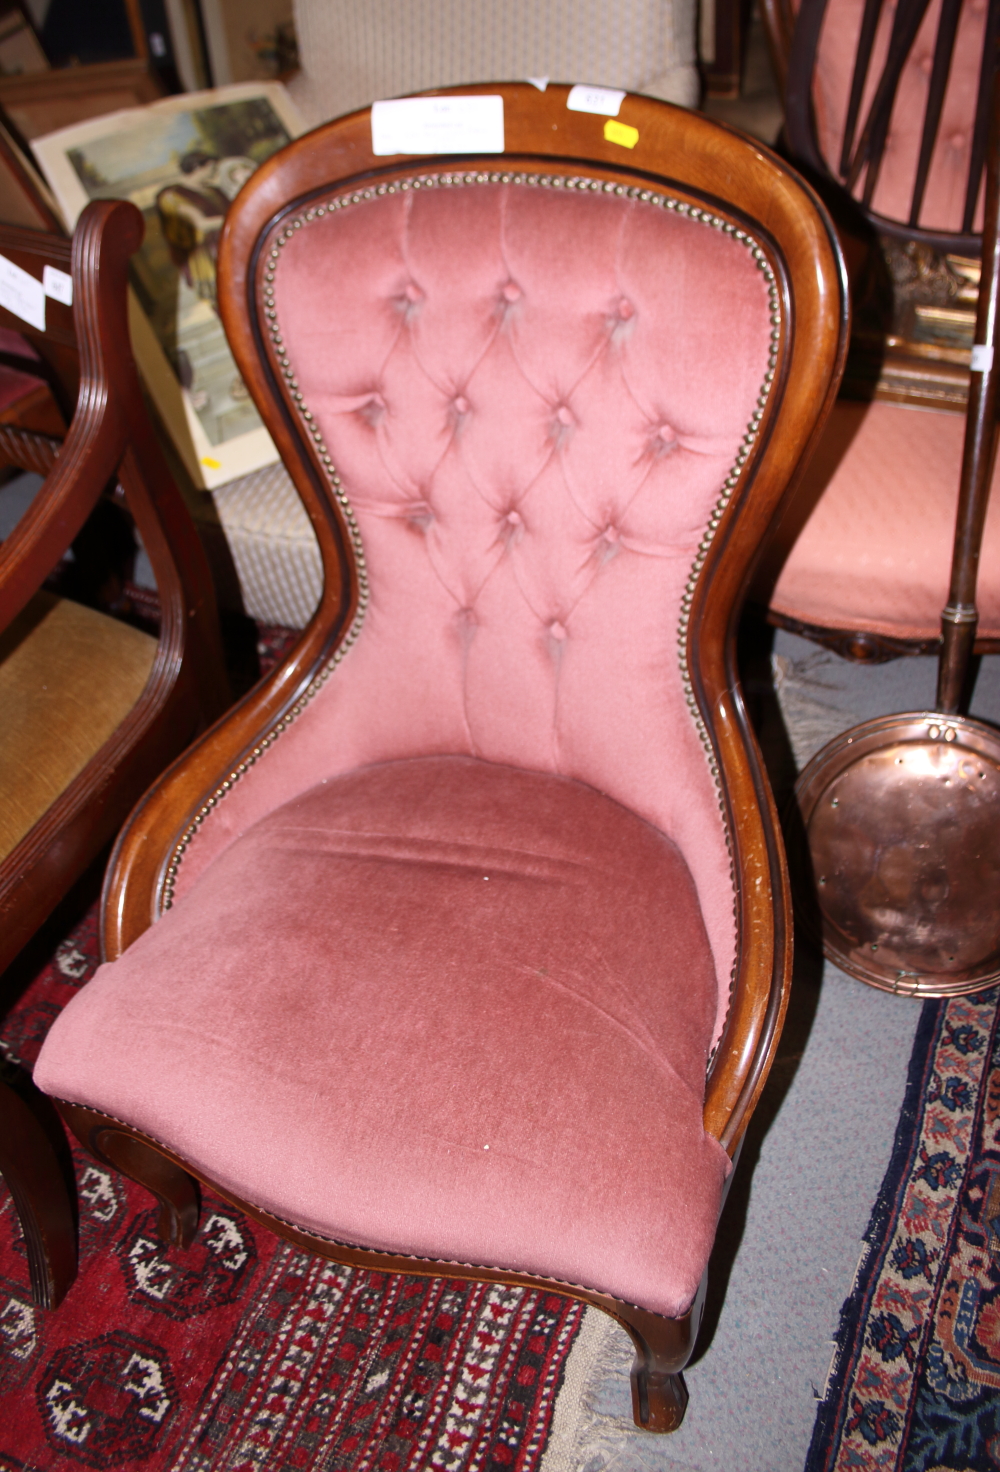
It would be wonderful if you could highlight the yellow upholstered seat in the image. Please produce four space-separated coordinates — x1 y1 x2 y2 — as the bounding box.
0 592 157 861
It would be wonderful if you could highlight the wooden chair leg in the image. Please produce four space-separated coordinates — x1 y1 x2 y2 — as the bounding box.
0 1074 77 1308
601 1275 708 1432
57 1100 199 1248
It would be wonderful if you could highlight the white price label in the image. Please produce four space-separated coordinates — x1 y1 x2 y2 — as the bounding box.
43 264 73 306
567 85 626 117
371 96 504 156
971 343 994 373
0 252 44 330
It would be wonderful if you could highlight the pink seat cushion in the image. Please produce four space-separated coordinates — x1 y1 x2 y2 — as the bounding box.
771 399 1000 641
36 756 728 1318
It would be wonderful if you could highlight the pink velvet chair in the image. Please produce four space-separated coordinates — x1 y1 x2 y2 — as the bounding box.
31 85 845 1429
760 0 1000 660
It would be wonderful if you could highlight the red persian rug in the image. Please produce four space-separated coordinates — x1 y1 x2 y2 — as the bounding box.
0 905 581 1472
806 988 1000 1472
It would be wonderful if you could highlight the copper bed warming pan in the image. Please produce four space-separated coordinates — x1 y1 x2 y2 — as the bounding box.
791 81 1000 999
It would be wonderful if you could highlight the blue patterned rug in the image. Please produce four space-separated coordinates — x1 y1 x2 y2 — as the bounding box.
806 987 1000 1472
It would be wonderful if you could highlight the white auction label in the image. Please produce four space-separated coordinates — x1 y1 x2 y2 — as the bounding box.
43 264 73 306
371 96 504 156
971 342 994 373
566 85 625 117
0 253 44 330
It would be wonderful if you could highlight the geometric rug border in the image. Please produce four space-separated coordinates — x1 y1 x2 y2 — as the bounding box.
803 988 1000 1472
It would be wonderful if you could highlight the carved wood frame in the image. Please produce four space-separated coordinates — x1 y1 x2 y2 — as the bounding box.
62 88 846 1429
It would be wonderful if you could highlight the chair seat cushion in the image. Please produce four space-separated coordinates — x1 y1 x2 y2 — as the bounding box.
0 591 157 860
770 400 1000 642
35 755 729 1317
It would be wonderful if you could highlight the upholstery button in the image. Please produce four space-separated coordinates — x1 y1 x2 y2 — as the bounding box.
555 405 574 427
918 53 932 74
617 297 634 320
358 391 386 424
604 523 620 543
950 132 967 150
654 423 677 446
502 281 521 302
506 509 522 526
404 282 423 302
454 395 469 415
549 620 567 641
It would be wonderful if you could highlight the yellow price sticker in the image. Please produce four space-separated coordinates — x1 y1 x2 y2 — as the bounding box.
604 118 639 149
200 457 222 470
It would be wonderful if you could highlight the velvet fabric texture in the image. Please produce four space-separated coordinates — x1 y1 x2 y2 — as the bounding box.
36 757 729 1317
36 178 775 1317
770 399 1000 640
813 0 988 234
169 181 773 1040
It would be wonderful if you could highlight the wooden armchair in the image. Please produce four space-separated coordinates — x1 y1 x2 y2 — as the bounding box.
32 86 845 1424
0 201 228 974
0 200 229 1307
755 0 1000 662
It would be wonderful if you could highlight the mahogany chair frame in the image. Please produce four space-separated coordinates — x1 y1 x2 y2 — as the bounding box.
0 200 228 976
53 87 846 1429
0 1070 75 1308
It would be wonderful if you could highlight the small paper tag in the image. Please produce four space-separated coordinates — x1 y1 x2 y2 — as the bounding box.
371 96 504 156
604 118 639 148
0 252 44 330
567 85 625 117
971 342 994 373
526 76 549 91
43 264 73 305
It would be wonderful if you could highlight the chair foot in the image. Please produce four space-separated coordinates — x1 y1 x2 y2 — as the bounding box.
57 1101 199 1248
600 1282 706 1433
0 1073 77 1308
631 1361 688 1432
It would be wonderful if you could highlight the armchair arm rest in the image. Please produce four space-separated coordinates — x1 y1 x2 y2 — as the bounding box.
0 200 142 634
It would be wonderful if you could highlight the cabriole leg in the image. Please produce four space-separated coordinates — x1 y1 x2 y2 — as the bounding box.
57 1101 199 1248
0 1074 76 1308
603 1276 707 1432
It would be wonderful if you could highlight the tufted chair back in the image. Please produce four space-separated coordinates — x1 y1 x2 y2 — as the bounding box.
170 173 774 1037
101 84 847 1098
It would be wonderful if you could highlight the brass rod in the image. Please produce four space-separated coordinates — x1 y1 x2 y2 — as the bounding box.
938 55 1000 714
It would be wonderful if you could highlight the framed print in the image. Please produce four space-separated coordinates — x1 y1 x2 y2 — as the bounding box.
33 82 305 488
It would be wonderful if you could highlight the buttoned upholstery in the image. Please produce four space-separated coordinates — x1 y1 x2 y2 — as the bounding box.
167 179 774 1039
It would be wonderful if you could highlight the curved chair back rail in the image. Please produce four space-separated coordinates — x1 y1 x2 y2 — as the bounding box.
0 200 227 973
42 87 846 1429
